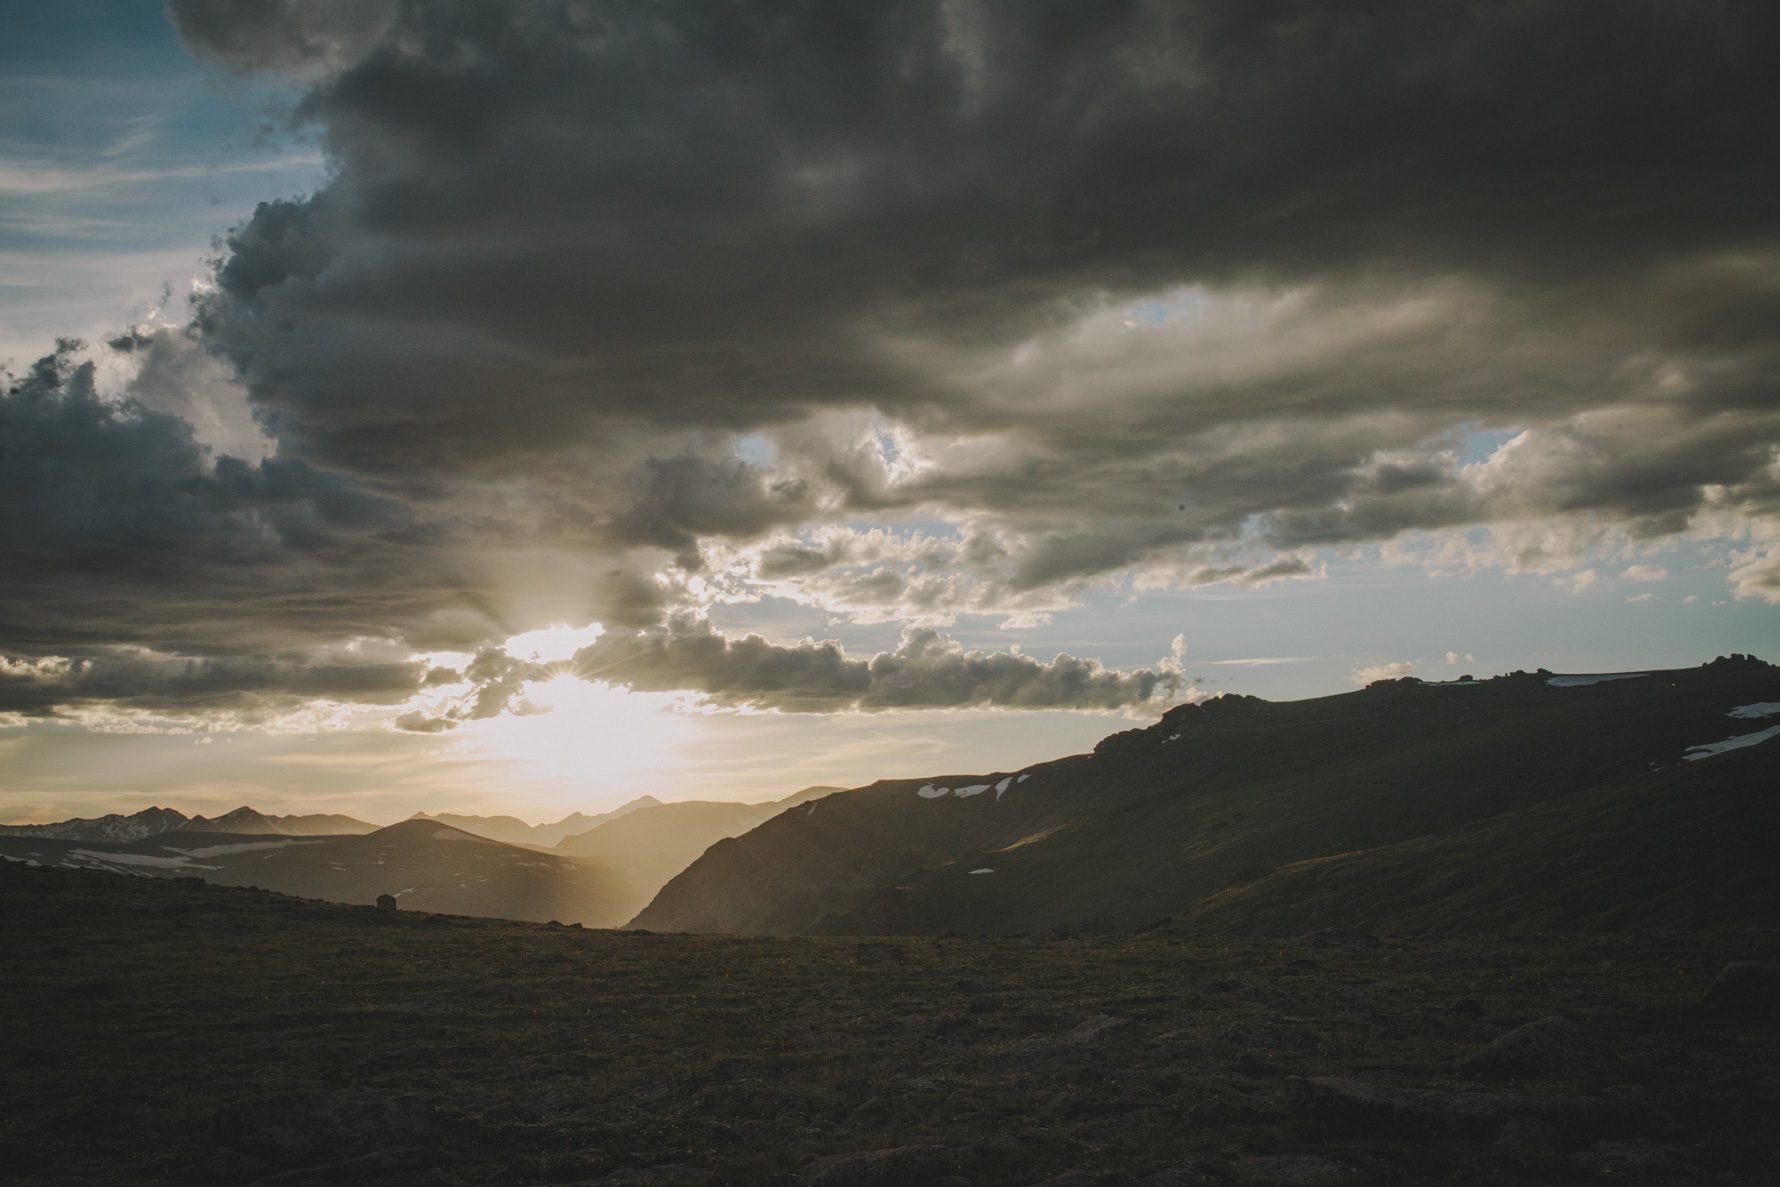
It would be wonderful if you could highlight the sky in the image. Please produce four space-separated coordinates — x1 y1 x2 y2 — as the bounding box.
2 0 1776 826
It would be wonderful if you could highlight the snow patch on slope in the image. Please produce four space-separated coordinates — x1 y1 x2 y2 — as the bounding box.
1546 672 1649 687
170 839 322 858
1682 725 1780 762
70 849 197 868
1728 702 1780 719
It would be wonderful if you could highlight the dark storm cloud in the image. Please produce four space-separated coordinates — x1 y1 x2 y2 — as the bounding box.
609 455 818 565
0 343 440 656
166 0 396 79
8 1 1780 722
178 2 1779 475
168 1 1780 606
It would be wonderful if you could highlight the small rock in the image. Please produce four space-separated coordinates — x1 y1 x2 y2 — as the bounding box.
594 1165 714 1186
853 943 904 965
801 1144 962 1186
1138 1164 1218 1185
1303 928 1381 949
1445 996 1486 1016
1572 1140 1687 1177
375 894 398 913
1493 1115 1562 1161
1067 1014 1131 1044
1287 1076 1595 1137
213 1090 430 1167
1700 961 1780 1017
1229 1154 1352 1185
1458 1016 1618 1081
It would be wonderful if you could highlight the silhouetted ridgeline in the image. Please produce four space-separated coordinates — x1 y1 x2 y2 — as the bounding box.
634 656 1780 936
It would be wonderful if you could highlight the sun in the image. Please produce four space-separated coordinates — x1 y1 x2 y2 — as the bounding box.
458 671 694 798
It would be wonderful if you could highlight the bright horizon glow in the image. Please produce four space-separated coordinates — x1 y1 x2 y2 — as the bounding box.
456 673 692 801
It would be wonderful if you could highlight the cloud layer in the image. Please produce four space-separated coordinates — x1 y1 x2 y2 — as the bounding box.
4 1 1779 722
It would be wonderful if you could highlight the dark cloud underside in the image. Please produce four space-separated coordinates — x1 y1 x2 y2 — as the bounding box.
1 1 1776 718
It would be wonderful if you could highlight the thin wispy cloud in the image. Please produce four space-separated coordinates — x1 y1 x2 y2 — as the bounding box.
0 153 323 198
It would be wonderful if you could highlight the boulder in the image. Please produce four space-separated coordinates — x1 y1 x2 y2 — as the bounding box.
1229 1154 1353 1185
1700 961 1780 1017
801 1145 964 1186
1286 1076 1596 1138
375 894 398 913
212 1089 430 1167
1067 1014 1131 1044
1458 1016 1618 1081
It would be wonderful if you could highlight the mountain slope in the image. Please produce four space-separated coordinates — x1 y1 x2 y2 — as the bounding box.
0 820 638 925
410 797 662 848
1159 738 1780 936
632 656 1780 936
552 786 844 917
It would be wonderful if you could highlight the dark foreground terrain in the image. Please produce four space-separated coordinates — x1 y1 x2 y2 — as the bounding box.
5 864 1778 1185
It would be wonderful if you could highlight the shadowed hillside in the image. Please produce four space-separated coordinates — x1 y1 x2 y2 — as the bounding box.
635 657 1780 936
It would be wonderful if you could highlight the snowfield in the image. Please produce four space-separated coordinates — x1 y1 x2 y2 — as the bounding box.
1682 725 1780 762
1546 673 1650 687
1728 702 1780 719
70 849 202 869
169 839 320 858
920 777 1022 801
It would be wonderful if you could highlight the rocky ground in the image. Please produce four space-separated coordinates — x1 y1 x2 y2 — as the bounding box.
4 863 1778 1185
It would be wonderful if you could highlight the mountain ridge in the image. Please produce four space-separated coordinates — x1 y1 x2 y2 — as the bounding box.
633 656 1780 937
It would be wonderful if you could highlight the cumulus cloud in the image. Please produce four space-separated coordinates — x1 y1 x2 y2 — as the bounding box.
552 617 1179 713
1354 661 1416 686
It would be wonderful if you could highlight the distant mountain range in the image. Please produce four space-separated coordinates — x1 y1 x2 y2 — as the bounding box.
408 798 665 848
634 655 1780 937
0 787 844 926
0 819 634 924
0 805 376 843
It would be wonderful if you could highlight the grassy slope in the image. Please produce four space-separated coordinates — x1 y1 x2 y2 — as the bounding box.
639 664 1780 936
5 863 1778 1185
1169 741 1780 936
